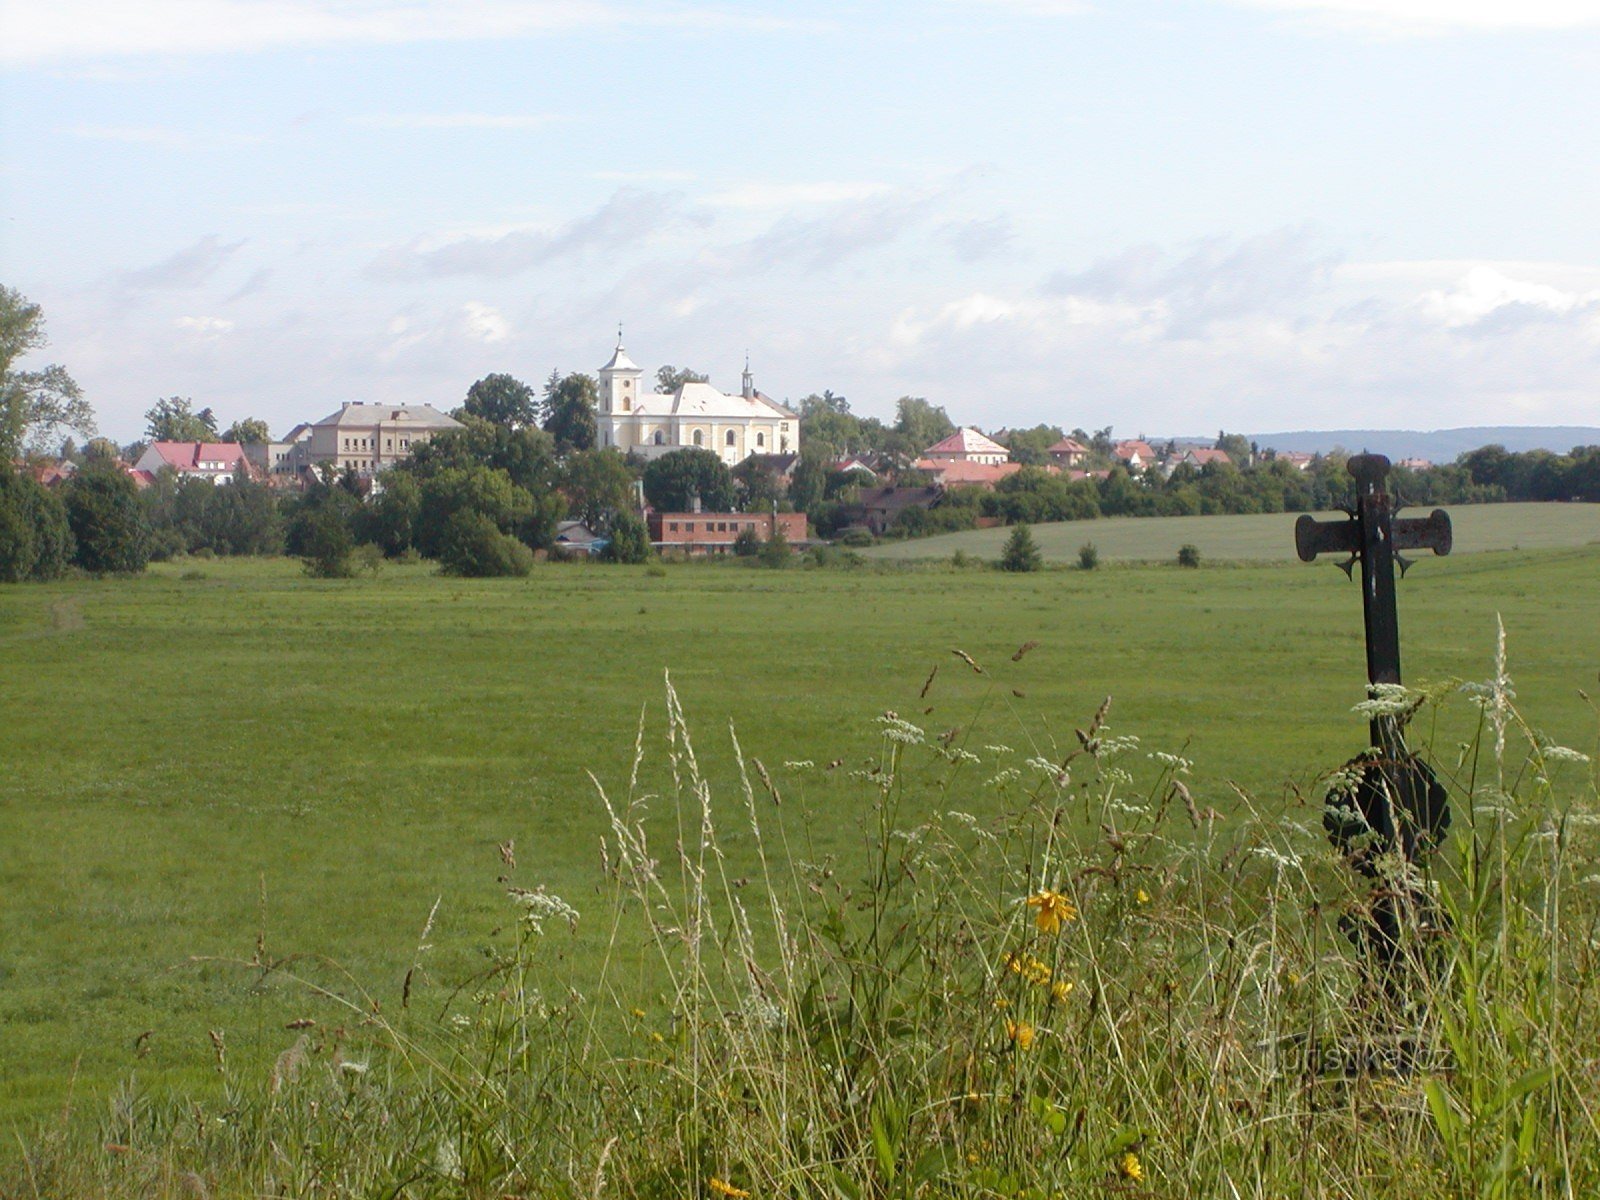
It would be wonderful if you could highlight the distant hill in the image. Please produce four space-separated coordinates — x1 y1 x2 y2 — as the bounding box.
1233 426 1600 463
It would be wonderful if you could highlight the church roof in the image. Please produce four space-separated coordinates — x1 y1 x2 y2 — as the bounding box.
600 342 641 373
631 381 793 421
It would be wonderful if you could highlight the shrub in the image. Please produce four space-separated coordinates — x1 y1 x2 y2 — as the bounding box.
602 511 653 564
732 526 763 558
1177 542 1201 568
837 527 873 547
998 522 1043 572
1078 542 1099 570
438 510 534 577
758 524 792 568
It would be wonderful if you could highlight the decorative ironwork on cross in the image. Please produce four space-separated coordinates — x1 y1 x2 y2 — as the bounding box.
1295 453 1453 971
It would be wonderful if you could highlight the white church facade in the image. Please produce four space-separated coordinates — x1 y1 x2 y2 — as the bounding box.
595 340 799 466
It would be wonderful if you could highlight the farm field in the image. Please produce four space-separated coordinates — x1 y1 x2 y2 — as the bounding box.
2 544 1599 1126
860 500 1600 562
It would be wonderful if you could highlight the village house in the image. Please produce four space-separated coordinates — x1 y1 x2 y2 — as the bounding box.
1182 447 1234 469
1113 439 1158 473
920 427 1010 466
648 509 807 556
134 441 255 484
1047 437 1089 467
847 485 943 536
596 339 799 466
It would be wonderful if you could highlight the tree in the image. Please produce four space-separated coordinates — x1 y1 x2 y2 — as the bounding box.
601 511 653 563
62 464 150 574
0 469 74 582
641 448 735 513
461 373 538 429
359 471 422 557
144 397 218 443
403 418 560 495
787 447 830 514
1 285 96 461
83 437 121 465
221 418 271 445
1215 430 1252 465
200 468 283 555
561 448 636 531
999 523 1043 573
299 505 357 578
893 396 955 456
655 365 709 393
542 373 599 453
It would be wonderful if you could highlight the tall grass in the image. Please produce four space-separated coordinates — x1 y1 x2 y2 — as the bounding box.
9 637 1599 1198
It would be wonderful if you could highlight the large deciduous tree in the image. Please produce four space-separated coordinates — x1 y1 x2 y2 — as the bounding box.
0 469 74 582
561 447 637 531
1 285 96 461
542 373 599 453
145 397 219 443
641 448 735 513
893 396 954 456
655 365 709 393
62 464 150 574
461 373 538 429
221 418 271 445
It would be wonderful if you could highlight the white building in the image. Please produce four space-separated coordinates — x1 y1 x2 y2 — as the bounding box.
282 402 463 480
595 339 798 466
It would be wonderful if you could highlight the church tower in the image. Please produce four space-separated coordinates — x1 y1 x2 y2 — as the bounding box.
597 331 643 416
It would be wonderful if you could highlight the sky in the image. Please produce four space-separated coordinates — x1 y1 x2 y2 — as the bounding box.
2 0 1599 444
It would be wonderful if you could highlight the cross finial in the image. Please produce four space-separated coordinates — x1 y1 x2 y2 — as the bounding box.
617 322 624 347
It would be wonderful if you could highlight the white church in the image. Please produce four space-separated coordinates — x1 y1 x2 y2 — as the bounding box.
594 338 799 466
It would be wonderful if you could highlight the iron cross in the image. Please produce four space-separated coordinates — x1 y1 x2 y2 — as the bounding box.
1295 453 1453 974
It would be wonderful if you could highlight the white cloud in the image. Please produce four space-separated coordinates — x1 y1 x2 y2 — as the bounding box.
0 1 810 66
462 301 510 343
703 181 893 210
1416 264 1600 328
348 112 563 130
174 315 235 336
120 236 247 289
62 124 262 150
1224 0 1600 35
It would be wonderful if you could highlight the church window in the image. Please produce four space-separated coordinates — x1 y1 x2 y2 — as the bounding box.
653 430 664 445
693 430 704 447
725 430 736 447
756 433 765 448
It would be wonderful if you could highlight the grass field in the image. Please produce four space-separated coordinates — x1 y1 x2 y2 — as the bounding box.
2 542 1599 1134
860 501 1600 562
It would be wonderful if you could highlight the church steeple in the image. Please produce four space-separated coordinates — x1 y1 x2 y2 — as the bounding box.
741 352 754 400
598 327 642 416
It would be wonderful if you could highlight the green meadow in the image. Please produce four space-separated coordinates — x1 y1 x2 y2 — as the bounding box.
2 534 1598 1133
860 501 1600 562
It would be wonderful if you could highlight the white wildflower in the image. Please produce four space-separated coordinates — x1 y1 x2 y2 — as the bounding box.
876 714 925 745
1148 751 1192 774
339 1060 369 1076
1252 846 1303 870
1352 683 1420 719
983 744 1015 756
508 886 579 934
782 760 815 770
1096 734 1141 757
943 747 982 765
1541 744 1590 765
986 768 1022 788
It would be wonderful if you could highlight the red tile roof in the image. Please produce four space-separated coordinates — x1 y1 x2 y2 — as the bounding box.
148 442 247 471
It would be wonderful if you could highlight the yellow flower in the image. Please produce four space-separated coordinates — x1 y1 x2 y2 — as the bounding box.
1135 888 1151 905
709 1177 751 1199
1004 950 1053 985
630 1007 647 1019
1005 1019 1036 1050
1050 979 1074 1004
1026 890 1077 935
1119 1151 1143 1183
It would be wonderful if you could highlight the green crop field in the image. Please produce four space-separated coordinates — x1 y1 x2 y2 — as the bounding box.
860 501 1600 563
2 544 1599 1130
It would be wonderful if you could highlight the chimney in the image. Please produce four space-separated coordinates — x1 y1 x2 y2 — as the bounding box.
691 490 702 514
